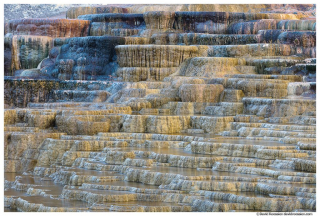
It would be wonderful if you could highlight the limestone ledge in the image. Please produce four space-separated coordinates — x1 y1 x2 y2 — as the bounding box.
116 45 199 67
243 98 316 117
7 19 90 37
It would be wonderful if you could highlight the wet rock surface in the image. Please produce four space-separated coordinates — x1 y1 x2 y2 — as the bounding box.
4 4 316 213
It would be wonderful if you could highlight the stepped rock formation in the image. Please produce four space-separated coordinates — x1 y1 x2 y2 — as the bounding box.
4 4 316 213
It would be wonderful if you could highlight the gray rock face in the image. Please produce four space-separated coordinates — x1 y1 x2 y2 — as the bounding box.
53 36 125 80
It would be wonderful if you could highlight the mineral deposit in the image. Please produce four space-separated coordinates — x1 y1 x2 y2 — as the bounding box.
4 4 316 213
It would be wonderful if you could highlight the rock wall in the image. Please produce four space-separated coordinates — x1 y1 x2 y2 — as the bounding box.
4 79 59 108
6 19 90 37
53 36 125 80
4 34 54 76
116 45 199 67
78 13 145 36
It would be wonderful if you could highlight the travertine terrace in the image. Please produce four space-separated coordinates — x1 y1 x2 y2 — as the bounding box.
4 4 316 212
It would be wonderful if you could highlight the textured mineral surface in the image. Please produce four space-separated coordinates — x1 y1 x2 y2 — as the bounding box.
4 3 316 213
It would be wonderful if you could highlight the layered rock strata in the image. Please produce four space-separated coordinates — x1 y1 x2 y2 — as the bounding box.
4 3 316 213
